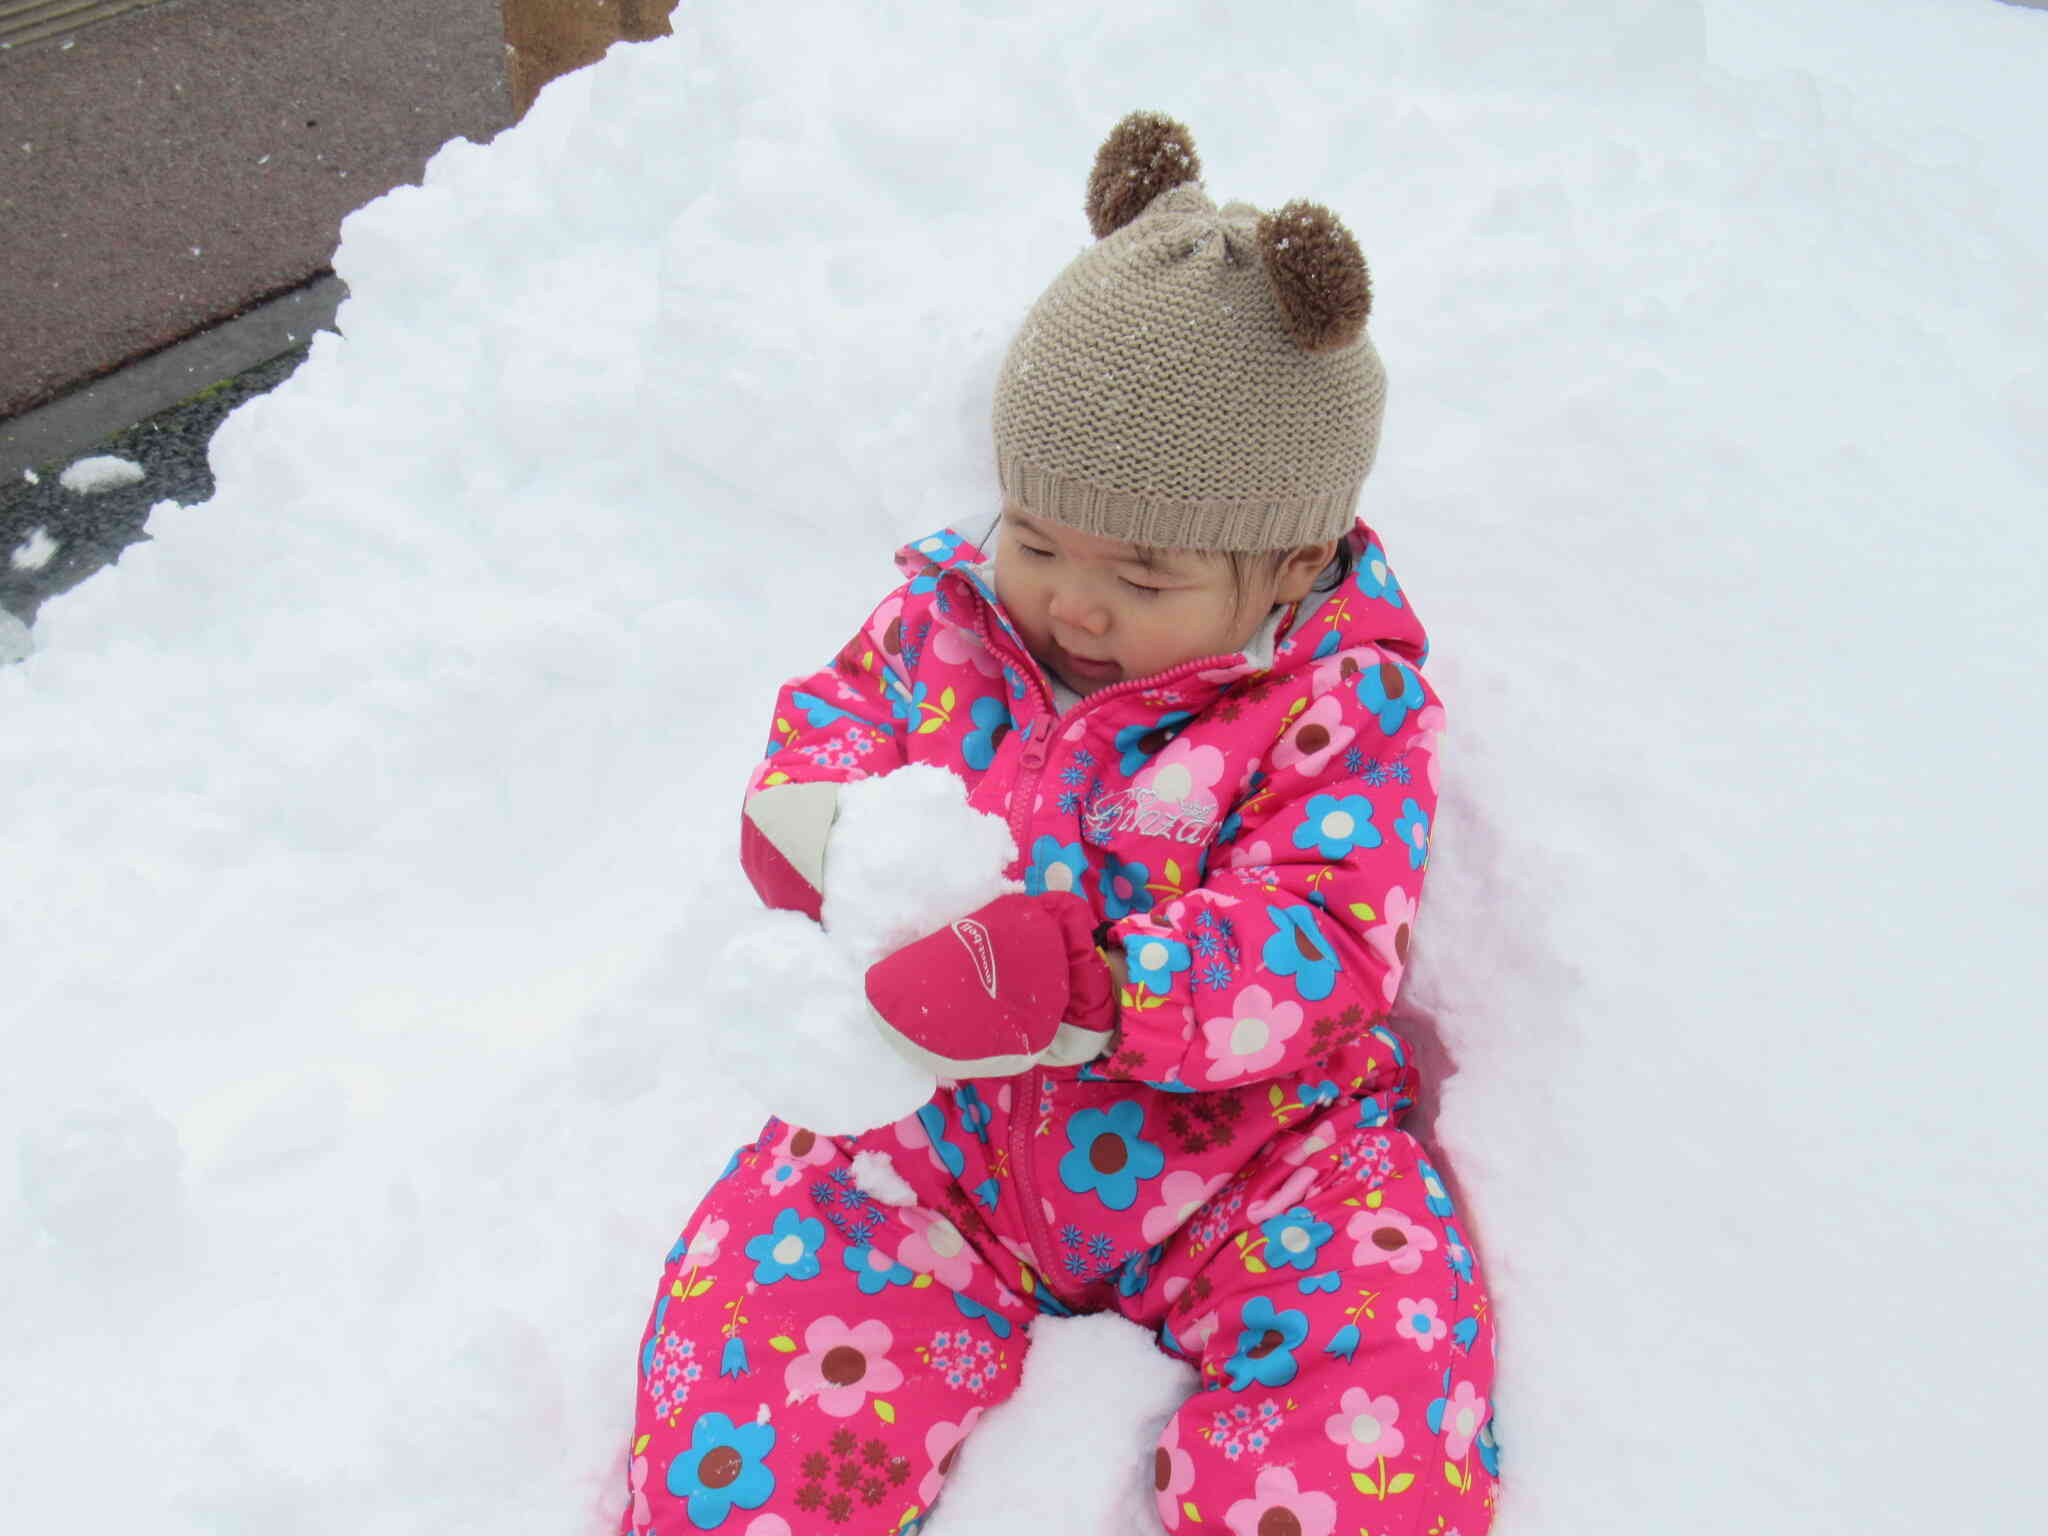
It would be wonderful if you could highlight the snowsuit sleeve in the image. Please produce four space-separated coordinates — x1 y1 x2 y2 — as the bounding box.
739 582 916 916
1096 650 1441 1091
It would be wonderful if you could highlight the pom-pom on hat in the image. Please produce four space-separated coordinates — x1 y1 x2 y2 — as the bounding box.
992 110 1386 553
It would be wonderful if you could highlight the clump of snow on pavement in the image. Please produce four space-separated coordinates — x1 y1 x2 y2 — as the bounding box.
10 526 59 571
2 2 2045 1534
56 453 144 493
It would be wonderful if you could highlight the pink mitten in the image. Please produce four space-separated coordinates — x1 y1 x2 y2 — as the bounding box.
864 892 1117 1079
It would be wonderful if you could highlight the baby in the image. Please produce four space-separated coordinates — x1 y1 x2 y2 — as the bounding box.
622 110 1498 1536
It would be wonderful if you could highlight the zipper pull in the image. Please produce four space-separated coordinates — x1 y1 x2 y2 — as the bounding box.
1020 715 1052 772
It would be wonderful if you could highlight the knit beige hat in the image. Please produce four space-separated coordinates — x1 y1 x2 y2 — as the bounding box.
992 111 1386 553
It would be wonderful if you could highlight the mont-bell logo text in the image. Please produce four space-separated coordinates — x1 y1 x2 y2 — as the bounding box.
949 918 999 998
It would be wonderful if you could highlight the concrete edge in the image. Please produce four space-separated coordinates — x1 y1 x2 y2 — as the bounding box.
0 271 348 484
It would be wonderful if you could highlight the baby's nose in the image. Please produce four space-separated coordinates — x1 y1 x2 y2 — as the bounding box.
1050 589 1110 634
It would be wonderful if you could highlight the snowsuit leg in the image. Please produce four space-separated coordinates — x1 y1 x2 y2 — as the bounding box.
1129 1115 1499 1535
621 1116 1040 1535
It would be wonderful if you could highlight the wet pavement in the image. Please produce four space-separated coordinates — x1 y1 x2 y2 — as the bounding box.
0 337 308 626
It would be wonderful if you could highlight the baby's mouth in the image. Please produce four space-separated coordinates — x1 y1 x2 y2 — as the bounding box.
1054 643 1120 684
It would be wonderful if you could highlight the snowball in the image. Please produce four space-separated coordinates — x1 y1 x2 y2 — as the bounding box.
57 454 145 493
689 763 1018 1136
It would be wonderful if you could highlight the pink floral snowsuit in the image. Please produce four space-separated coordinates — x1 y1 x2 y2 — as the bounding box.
622 523 1499 1536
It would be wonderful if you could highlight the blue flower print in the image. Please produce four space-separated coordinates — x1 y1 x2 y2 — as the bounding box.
1224 1296 1310 1390
842 1242 915 1295
1417 1156 1457 1218
1477 1417 1502 1477
1113 710 1194 776
788 690 850 729
1355 657 1425 735
1291 792 1383 860
666 1410 775 1529
952 1290 1015 1338
1355 541 1406 608
1453 1315 1480 1353
956 1083 993 1143
1357 1097 1391 1129
744 1208 825 1285
1259 1205 1335 1271
719 1335 750 1379
961 696 1014 772
1099 854 1154 920
1262 904 1343 1001
915 1104 967 1179
1323 1322 1362 1362
1443 1221 1476 1286
888 680 928 728
1121 931 1192 994
1058 1101 1166 1212
1117 1242 1165 1297
1025 835 1090 899
1394 797 1431 871
908 529 964 565
1297 1270 1341 1295
1313 628 1342 660
1298 1080 1339 1106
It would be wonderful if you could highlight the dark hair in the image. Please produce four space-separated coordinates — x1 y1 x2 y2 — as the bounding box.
1223 540 1356 617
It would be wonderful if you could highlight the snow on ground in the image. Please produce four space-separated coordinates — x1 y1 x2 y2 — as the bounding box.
55 453 145 493
4 1 2046 1532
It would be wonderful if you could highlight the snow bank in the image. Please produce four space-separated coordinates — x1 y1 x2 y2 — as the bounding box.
3 1 2045 1533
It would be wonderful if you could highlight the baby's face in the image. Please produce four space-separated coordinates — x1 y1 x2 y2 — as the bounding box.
992 505 1326 697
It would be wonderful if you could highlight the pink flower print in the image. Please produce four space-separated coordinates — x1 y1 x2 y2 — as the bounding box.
1180 1309 1221 1353
1281 1120 1338 1167
1244 1164 1317 1226
1346 1204 1439 1274
1152 1413 1197 1529
1364 887 1418 1004
1396 1296 1446 1352
1141 1169 1231 1245
1271 694 1356 778
1324 1386 1406 1468
680 1217 728 1269
1309 645 1381 699
783 1315 904 1417
1199 984 1304 1084
742 1518 791 1536
1223 1465 1336 1536
921 1407 984 1504
1440 1378 1489 1460
1220 837 1279 878
930 623 1003 677
1198 655 1259 686
628 1452 652 1530
1136 739 1228 822
760 1123 835 1194
897 1211 980 1290
1411 704 1446 793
